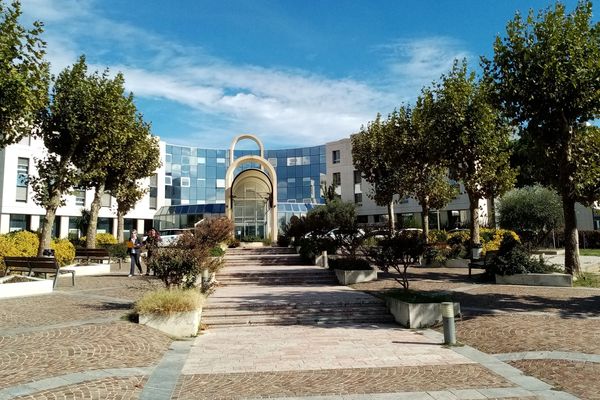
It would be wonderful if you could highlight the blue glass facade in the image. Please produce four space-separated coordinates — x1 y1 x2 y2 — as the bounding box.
164 144 326 206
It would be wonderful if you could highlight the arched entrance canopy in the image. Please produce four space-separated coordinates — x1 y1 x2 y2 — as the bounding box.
225 153 277 240
229 134 265 162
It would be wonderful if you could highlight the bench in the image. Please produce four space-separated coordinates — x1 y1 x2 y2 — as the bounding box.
468 250 498 277
3 256 75 288
74 248 122 268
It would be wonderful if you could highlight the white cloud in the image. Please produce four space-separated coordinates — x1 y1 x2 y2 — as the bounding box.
18 1 470 148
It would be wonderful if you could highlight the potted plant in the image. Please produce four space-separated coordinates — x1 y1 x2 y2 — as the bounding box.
135 288 204 337
366 231 460 328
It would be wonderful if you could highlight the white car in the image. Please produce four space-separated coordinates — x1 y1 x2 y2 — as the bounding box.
158 228 193 246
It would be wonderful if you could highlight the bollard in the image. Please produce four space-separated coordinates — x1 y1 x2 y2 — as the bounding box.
322 250 328 269
441 302 456 345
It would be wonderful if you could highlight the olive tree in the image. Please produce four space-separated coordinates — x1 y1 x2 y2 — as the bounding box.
485 1 600 274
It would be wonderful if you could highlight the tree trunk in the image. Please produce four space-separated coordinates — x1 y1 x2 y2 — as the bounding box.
562 194 580 275
38 205 58 256
116 210 125 243
86 183 104 248
488 196 496 228
387 201 395 233
468 191 481 247
421 203 430 245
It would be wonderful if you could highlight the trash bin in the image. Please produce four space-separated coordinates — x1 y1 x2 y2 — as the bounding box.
42 248 55 257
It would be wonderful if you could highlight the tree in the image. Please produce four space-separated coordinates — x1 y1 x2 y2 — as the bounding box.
106 116 160 243
32 58 95 255
426 60 515 251
74 69 141 249
396 101 459 243
485 1 600 274
0 0 49 147
352 114 406 232
498 185 564 247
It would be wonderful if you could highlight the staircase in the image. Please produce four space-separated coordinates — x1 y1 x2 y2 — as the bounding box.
202 246 394 327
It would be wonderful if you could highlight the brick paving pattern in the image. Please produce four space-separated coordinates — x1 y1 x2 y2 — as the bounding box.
510 359 600 400
173 364 512 400
0 322 171 389
449 313 600 354
11 376 146 400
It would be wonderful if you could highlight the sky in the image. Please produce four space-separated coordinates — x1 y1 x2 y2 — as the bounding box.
19 0 585 149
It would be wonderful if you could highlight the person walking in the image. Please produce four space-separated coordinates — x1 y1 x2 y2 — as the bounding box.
128 229 143 277
143 227 162 276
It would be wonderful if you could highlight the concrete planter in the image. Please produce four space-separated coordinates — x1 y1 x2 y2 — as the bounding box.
334 268 377 285
139 308 202 337
61 263 111 276
446 258 469 269
386 297 461 329
495 273 572 287
0 276 54 299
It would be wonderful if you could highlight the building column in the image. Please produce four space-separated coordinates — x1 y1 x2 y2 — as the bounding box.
59 216 70 239
30 215 41 232
0 214 10 234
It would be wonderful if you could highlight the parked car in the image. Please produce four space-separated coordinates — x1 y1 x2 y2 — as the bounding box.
159 228 193 246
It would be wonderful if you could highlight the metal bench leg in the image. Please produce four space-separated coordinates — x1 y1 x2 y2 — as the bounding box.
71 271 75 286
53 273 59 288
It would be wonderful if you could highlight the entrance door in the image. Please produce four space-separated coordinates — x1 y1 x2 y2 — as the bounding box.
231 171 272 241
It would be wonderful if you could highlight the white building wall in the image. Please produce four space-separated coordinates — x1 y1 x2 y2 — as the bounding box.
0 136 164 236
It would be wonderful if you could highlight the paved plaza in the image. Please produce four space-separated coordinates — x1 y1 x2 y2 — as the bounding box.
0 252 599 399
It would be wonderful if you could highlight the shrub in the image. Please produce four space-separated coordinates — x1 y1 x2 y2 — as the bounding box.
480 228 520 253
78 233 117 247
135 288 203 315
148 246 204 289
208 246 225 257
9 231 39 256
194 217 234 247
428 229 448 244
486 233 559 276
277 235 291 247
105 243 128 260
241 235 262 242
227 237 240 248
580 230 600 249
423 244 451 266
329 257 371 270
365 231 424 290
51 238 75 266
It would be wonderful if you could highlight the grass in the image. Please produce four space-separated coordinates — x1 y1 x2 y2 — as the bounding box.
579 248 600 257
383 289 453 303
135 288 203 315
574 272 600 288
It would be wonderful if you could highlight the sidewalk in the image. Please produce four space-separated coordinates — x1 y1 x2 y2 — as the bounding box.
0 258 598 399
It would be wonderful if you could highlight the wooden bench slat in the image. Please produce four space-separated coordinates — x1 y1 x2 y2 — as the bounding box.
3 256 75 287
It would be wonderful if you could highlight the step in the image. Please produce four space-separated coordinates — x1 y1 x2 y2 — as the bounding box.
203 314 395 327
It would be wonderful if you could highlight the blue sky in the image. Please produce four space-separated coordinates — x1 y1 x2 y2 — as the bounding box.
20 0 584 149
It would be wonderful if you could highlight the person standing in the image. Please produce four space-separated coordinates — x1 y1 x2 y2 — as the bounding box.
143 227 162 276
128 229 143 277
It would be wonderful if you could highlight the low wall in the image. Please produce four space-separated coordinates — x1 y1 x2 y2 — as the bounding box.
495 273 572 287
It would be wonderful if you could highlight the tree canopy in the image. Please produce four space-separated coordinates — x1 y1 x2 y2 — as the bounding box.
485 0 600 274
0 0 49 147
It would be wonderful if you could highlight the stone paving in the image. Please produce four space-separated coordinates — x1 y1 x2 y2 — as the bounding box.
0 258 599 399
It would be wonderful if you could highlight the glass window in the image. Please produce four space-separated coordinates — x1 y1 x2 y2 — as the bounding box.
268 158 277 167
101 192 111 207
165 176 172 185
354 193 363 204
181 177 191 187
287 157 296 166
332 172 341 186
9 214 27 232
166 153 172 163
16 157 28 202
216 157 225 164
74 188 86 206
198 157 206 164
216 179 225 188
354 170 362 184
332 150 340 164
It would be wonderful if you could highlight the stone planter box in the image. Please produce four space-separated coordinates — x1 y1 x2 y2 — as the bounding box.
334 268 377 285
0 276 54 299
446 258 469 269
495 273 572 287
61 263 111 276
386 297 461 329
139 308 202 337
